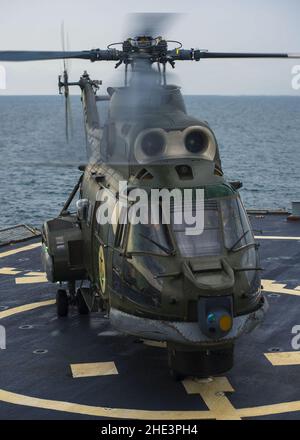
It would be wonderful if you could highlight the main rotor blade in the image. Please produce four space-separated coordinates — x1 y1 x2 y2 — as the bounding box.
65 93 69 143
197 52 300 59
0 50 93 62
65 93 74 143
61 21 67 72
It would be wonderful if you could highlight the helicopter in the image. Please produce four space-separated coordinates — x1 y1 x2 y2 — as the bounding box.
1 15 299 379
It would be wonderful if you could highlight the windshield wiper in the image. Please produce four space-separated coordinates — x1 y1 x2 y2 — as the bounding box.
138 233 175 256
228 230 251 252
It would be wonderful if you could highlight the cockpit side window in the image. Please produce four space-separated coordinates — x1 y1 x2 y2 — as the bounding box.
127 213 173 256
220 197 254 251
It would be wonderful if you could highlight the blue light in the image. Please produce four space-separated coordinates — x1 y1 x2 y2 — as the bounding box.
207 313 216 324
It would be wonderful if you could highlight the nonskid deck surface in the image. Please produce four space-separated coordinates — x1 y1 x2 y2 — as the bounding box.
0 214 300 420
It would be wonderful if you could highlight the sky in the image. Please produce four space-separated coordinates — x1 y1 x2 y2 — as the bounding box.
0 0 300 95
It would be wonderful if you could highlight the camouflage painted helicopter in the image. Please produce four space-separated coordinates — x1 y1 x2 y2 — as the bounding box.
2 16 299 378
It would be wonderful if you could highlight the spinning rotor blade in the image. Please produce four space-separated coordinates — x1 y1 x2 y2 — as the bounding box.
0 50 93 62
60 22 73 143
0 49 121 62
195 51 300 59
64 93 74 143
169 49 300 61
126 12 179 37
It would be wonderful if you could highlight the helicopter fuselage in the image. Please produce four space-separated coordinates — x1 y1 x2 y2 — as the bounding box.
42 77 268 377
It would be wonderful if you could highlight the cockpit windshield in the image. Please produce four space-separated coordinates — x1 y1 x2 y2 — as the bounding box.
170 195 254 258
125 193 254 258
171 201 222 257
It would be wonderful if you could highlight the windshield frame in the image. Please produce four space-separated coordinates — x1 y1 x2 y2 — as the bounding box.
219 194 256 254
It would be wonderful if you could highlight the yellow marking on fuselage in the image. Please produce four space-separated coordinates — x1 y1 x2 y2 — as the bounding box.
71 362 118 378
183 377 241 420
262 279 300 297
0 267 21 275
0 243 41 258
0 300 55 320
265 351 300 366
255 236 300 240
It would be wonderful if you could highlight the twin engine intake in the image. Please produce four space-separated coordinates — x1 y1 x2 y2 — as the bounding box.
134 126 217 164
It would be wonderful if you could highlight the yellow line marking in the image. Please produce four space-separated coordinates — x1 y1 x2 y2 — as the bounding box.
262 279 300 297
0 242 41 259
0 300 55 320
0 267 21 275
2 386 300 420
255 236 300 240
183 377 241 420
265 352 300 366
0 389 213 420
71 362 118 378
15 274 47 284
237 401 300 418
25 272 43 276
142 340 167 348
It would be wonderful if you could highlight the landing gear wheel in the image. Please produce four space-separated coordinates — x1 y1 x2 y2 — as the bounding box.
76 288 90 315
56 289 69 317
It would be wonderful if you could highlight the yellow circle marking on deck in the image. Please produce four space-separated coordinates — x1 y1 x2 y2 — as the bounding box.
0 243 41 259
0 388 212 420
0 300 55 320
1 299 300 419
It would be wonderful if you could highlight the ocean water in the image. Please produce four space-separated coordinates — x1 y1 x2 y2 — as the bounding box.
0 95 299 229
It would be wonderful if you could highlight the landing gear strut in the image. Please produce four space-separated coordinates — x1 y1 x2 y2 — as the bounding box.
76 288 90 315
56 289 69 317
